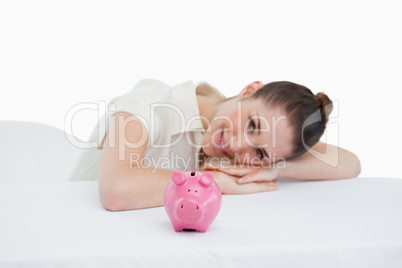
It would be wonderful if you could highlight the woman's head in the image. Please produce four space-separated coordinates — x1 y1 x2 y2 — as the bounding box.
250 81 333 160
201 81 333 164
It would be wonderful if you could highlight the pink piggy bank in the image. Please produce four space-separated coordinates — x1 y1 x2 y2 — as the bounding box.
164 170 222 232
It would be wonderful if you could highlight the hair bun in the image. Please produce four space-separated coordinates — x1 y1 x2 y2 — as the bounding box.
316 92 333 124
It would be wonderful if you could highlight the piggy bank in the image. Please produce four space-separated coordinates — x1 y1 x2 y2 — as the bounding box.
164 170 222 232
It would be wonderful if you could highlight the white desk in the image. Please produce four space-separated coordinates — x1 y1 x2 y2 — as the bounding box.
1 177 401 268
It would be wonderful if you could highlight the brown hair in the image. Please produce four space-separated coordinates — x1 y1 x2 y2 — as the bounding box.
251 81 333 159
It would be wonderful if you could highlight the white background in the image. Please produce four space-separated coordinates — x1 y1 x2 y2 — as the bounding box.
1 0 401 179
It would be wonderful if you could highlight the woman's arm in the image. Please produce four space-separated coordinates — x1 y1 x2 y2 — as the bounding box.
98 112 173 211
205 142 361 183
280 141 361 180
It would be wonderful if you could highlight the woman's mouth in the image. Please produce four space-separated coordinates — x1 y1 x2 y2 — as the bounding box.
216 129 230 157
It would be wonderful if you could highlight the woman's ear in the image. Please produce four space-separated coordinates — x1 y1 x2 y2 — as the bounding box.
238 81 264 99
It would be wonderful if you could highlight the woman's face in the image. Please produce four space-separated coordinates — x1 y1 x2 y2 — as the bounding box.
201 96 294 165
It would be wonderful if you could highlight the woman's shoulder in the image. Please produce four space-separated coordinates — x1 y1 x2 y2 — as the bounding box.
196 82 226 100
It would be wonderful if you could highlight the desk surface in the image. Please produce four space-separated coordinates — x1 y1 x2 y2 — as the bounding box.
1 177 402 268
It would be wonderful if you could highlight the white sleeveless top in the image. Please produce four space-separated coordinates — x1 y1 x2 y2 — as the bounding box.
69 79 205 181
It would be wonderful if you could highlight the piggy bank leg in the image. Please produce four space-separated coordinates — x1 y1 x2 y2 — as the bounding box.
197 223 212 232
172 223 183 232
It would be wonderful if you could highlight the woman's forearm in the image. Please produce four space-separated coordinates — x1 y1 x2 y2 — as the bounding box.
99 166 174 211
98 111 176 211
278 142 361 181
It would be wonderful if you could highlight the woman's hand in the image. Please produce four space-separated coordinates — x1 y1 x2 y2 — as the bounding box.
201 164 279 194
206 163 280 184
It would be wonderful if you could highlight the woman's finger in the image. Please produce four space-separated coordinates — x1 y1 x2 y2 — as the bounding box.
247 180 280 193
218 166 255 177
264 180 280 191
204 162 254 176
237 169 278 184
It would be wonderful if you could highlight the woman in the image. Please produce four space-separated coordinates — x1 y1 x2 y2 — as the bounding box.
69 79 360 211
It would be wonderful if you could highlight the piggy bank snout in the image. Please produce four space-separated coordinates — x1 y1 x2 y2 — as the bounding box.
176 199 202 224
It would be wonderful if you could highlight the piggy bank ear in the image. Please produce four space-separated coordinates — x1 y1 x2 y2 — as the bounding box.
172 170 187 186
199 172 214 188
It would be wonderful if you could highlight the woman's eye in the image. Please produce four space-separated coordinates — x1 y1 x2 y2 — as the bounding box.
248 117 256 132
256 148 264 160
